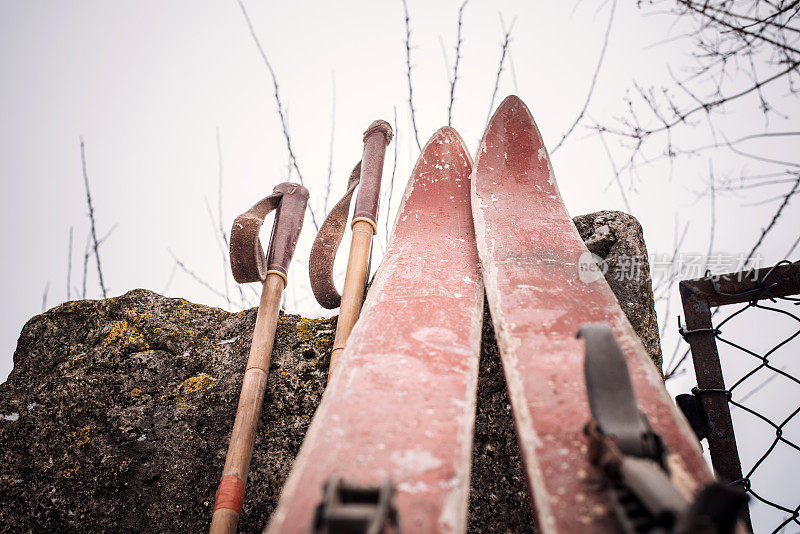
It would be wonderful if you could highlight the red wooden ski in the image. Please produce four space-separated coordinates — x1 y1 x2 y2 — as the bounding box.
472 96 713 532
267 127 483 533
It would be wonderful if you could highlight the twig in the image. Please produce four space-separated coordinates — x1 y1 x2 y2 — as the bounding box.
704 161 716 271
597 131 633 213
485 15 516 127
169 249 230 302
551 0 616 154
324 72 336 214
162 260 178 294
80 138 107 298
447 0 469 126
41 281 49 313
384 106 400 244
401 0 422 151
81 233 90 299
742 173 800 266
67 226 73 300
236 0 319 230
215 128 232 307
205 199 232 308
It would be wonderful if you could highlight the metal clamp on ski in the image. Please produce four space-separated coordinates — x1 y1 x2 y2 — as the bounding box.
312 477 399 534
579 323 748 534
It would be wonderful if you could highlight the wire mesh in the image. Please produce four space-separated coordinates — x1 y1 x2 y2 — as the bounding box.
679 261 800 533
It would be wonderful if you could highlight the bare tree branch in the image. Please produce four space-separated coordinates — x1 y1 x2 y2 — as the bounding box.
447 0 469 127
704 160 716 270
324 72 336 214
743 172 800 265
236 0 320 230
67 226 73 301
401 0 422 151
597 131 633 213
79 138 107 298
41 281 49 313
551 0 616 154
384 106 400 244
169 249 230 302
485 15 516 127
81 233 90 299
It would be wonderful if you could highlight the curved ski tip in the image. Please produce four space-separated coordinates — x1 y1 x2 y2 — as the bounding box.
425 126 471 158
493 94 533 123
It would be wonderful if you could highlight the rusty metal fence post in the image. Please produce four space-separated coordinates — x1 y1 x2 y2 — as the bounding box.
678 260 800 533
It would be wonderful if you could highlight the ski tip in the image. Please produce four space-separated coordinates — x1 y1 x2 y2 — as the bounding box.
489 94 534 130
425 126 470 155
498 94 527 111
479 94 549 163
420 126 472 164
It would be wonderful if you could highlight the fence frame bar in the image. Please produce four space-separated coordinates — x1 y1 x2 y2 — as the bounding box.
678 260 800 532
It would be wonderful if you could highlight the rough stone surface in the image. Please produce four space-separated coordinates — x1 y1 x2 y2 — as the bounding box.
573 210 664 375
467 305 534 533
0 210 661 533
0 290 334 533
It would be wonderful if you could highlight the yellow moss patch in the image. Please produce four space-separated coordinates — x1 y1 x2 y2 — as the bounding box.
181 373 215 395
71 425 91 446
124 309 153 320
313 335 333 353
296 317 328 341
102 320 149 351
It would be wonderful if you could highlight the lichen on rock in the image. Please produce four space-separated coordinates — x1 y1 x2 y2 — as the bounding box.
0 289 333 533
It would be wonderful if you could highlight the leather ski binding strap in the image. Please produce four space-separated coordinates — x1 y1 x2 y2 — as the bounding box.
579 323 747 534
229 182 309 285
309 120 393 309
312 477 399 534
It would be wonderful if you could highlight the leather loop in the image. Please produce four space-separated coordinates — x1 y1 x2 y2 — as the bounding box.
230 182 309 284
309 162 362 309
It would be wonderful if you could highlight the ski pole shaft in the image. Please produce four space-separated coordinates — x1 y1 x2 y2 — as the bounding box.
210 274 283 533
328 121 392 381
211 182 308 534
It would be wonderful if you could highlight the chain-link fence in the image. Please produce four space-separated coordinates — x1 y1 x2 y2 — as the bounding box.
678 260 800 533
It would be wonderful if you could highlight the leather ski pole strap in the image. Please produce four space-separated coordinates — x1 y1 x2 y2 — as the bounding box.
309 117 393 310
309 162 362 309
230 182 309 284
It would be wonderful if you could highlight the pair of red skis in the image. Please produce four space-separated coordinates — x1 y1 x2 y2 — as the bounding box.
266 96 720 533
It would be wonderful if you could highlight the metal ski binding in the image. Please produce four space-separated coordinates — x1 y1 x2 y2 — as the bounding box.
312 477 399 534
579 323 748 534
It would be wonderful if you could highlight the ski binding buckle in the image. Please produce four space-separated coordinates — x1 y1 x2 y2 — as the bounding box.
312 477 399 534
579 323 748 534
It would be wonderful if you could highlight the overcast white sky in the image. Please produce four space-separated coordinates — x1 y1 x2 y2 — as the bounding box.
1 1 798 528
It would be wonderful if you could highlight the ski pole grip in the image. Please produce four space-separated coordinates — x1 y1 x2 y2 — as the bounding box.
230 182 309 284
352 120 393 232
266 182 309 281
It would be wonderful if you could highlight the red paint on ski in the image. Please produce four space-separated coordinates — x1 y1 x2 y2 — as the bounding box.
267 127 483 533
472 96 712 532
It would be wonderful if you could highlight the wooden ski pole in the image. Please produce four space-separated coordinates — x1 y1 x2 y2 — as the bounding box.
210 182 308 534
328 121 393 381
